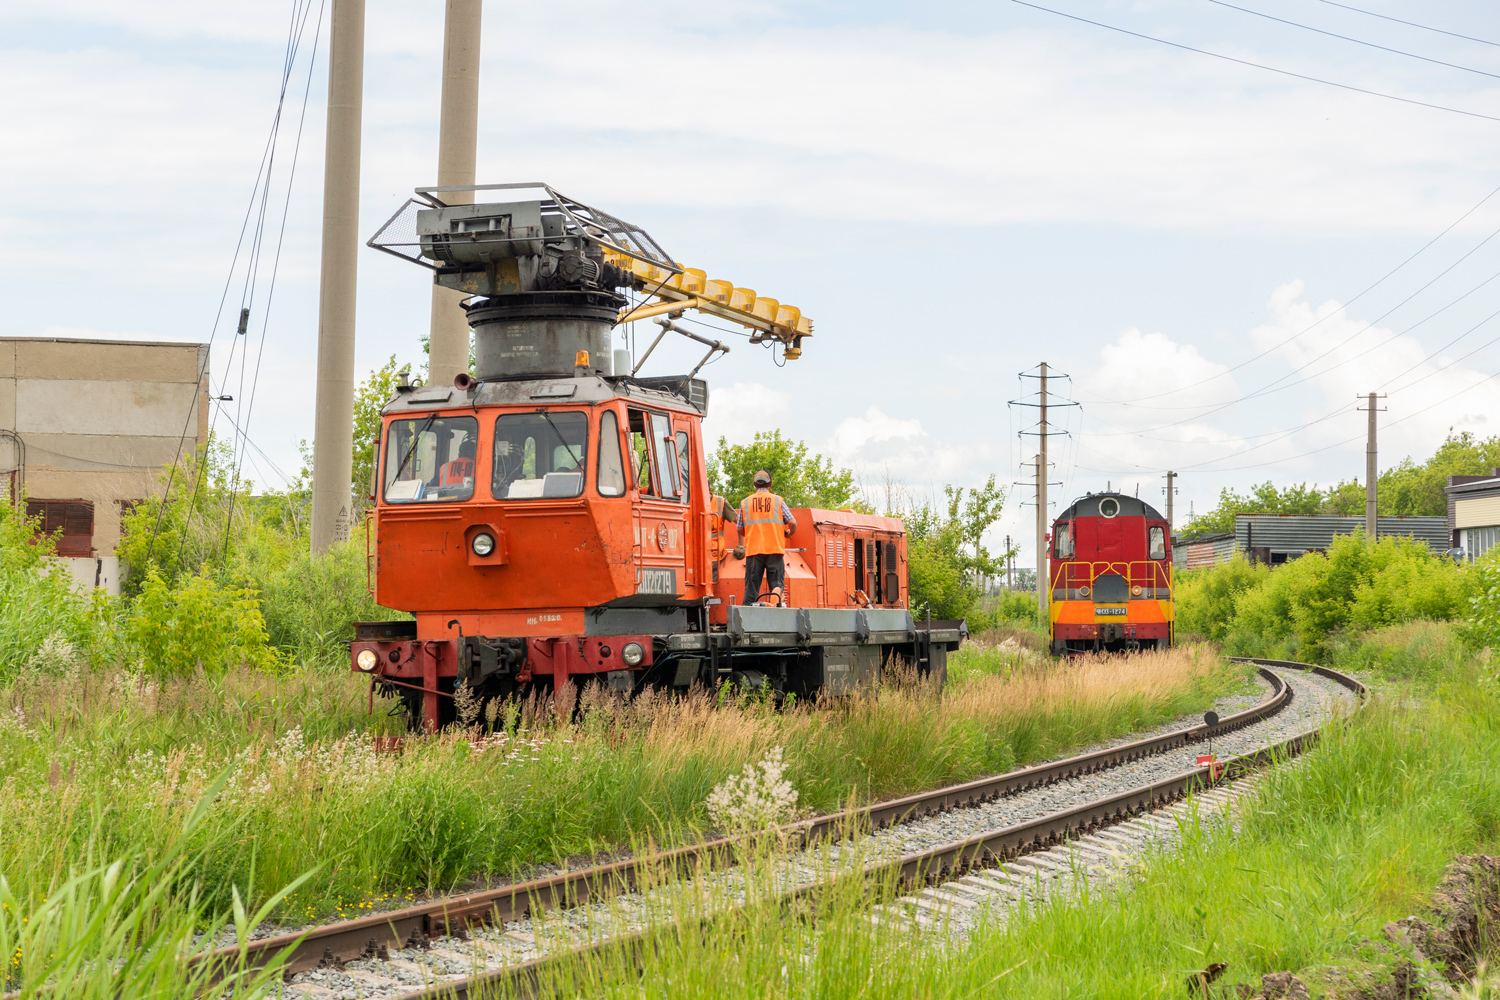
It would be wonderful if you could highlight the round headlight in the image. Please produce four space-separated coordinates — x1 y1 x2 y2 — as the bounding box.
1079 586 1091 597
621 641 645 667
472 532 495 557
356 648 378 672
1131 585 1143 597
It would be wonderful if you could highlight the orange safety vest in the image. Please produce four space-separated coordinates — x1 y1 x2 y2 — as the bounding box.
739 490 788 557
709 494 729 561
440 456 475 486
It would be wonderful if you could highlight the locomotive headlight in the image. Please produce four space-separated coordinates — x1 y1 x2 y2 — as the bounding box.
1131 585 1143 597
1079 586 1091 597
356 648 378 672
472 532 496 557
621 642 645 667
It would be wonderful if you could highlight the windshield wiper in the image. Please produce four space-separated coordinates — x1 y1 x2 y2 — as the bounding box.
389 413 437 486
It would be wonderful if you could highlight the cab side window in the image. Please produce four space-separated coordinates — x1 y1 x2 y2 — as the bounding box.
675 430 691 505
627 409 655 496
597 409 626 497
1054 523 1074 559
1149 525 1166 560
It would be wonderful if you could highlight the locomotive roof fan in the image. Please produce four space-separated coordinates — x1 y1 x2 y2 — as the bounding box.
368 182 682 381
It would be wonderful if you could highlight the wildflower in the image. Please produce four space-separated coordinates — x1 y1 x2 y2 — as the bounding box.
705 746 799 835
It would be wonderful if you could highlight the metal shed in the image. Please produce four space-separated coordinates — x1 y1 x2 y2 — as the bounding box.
1172 531 1235 570
1233 514 1448 565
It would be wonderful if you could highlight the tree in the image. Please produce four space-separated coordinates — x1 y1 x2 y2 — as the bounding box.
1181 431 1500 536
708 430 861 509
1183 480 1324 536
900 476 1007 621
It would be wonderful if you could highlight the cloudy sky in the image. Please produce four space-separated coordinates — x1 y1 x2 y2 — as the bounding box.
3 0 1499 566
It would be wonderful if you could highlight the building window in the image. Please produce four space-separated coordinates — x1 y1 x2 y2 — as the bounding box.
27 500 94 557
1465 525 1500 562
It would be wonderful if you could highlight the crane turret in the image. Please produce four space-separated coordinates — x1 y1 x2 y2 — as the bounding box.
368 182 810 380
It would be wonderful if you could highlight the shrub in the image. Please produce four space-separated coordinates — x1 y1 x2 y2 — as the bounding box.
1465 549 1500 650
0 498 119 678
124 570 283 677
1177 533 1478 661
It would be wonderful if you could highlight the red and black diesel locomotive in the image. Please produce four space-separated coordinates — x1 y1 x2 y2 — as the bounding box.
348 183 964 730
1047 492 1175 655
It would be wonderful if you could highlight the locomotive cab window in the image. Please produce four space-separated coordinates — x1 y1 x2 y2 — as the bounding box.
383 415 478 503
675 430 691 504
652 413 681 500
627 410 654 496
1149 525 1166 560
596 409 626 497
1054 523 1074 559
626 409 681 501
492 411 587 500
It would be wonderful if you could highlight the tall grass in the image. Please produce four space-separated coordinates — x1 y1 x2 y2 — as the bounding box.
0 645 1242 922
526 656 1500 999
0 779 306 999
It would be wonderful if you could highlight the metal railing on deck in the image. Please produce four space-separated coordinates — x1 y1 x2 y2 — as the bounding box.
1050 560 1172 600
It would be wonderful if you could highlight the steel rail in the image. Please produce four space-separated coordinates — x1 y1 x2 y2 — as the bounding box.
202 660 1299 981
399 659 1365 1000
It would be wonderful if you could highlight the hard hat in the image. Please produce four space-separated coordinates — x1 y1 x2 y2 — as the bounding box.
753 469 772 486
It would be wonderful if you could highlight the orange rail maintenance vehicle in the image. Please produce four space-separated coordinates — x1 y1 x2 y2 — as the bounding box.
1047 492 1175 655
350 183 964 730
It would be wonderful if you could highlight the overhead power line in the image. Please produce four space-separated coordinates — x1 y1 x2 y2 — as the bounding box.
1077 179 1500 408
1207 0 1500 81
1009 0 1500 123
1313 0 1500 50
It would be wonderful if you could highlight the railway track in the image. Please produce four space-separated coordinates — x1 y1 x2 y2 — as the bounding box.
213 658 1363 999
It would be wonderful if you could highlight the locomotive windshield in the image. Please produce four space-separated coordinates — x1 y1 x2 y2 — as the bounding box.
383 415 479 503
492 411 588 500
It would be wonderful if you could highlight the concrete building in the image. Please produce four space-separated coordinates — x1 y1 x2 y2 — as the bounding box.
1234 513 1448 566
1446 471 1500 563
0 337 209 593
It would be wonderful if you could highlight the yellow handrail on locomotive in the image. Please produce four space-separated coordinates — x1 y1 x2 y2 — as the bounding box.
604 250 812 359
1050 560 1173 595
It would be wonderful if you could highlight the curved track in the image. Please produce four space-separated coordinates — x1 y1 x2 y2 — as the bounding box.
209 659 1364 998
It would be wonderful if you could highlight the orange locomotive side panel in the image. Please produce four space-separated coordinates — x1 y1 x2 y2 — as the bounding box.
711 508 908 620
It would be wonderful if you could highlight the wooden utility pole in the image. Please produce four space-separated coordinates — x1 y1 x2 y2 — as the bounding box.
427 0 483 387
311 0 365 554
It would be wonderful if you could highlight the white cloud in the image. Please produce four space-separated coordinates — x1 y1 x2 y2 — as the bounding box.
701 381 793 447
827 405 976 486
1247 281 1500 465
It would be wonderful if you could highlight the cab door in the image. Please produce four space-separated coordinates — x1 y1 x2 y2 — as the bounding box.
671 416 709 595
628 408 688 600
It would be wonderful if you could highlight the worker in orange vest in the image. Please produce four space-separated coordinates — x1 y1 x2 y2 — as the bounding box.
439 438 476 487
736 469 796 606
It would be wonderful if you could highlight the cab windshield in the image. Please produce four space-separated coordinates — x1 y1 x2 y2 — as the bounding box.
383 414 478 503
492 411 589 499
